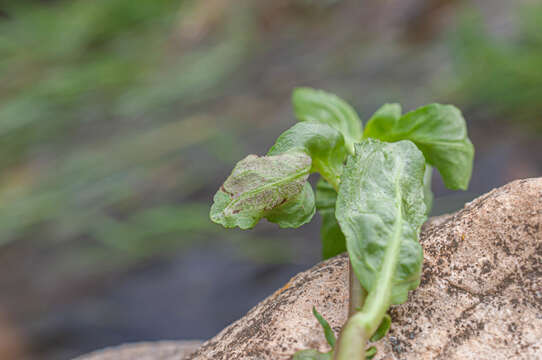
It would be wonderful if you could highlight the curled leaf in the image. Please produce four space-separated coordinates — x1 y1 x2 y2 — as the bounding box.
211 121 349 230
292 87 363 155
265 182 315 228
268 122 347 189
210 152 314 229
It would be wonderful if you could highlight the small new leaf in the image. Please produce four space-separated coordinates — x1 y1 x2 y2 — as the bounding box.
210 152 314 229
316 179 346 259
291 307 337 359
363 103 474 190
292 87 363 155
312 307 336 348
365 346 377 359
369 314 391 342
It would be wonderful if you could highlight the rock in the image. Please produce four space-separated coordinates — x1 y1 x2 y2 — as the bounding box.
76 178 542 360
74 341 203 360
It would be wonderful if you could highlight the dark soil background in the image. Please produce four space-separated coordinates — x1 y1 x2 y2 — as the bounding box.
0 1 540 359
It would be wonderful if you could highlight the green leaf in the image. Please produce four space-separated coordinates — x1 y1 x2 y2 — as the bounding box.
290 306 337 359
336 139 426 306
268 122 347 189
316 179 346 259
363 103 401 136
369 313 391 342
365 346 377 359
363 103 474 190
312 307 336 348
211 121 348 230
210 152 315 229
292 349 332 360
266 182 316 228
292 87 363 155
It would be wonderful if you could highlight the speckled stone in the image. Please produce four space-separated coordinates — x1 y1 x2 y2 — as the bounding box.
77 178 542 360
75 341 203 360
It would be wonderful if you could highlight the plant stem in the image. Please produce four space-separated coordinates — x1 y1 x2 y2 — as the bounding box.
348 262 365 317
334 192 404 360
334 263 372 360
333 312 370 360
324 172 340 192
333 262 368 360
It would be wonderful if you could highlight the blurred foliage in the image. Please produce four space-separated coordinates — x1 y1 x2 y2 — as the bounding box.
0 0 258 256
1 0 540 259
450 3 542 131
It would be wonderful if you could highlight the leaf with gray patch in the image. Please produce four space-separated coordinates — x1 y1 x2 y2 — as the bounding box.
210 152 314 229
268 122 347 189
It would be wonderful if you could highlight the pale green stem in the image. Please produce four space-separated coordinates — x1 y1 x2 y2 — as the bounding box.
333 312 370 360
348 262 365 317
334 181 404 360
320 167 340 192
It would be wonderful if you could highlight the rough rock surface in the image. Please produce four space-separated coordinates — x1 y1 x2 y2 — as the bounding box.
77 178 542 360
75 341 203 360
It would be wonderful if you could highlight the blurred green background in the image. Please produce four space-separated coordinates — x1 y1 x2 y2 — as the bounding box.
0 1 540 359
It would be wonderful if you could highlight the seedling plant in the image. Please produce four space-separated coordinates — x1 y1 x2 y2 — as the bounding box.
210 88 474 359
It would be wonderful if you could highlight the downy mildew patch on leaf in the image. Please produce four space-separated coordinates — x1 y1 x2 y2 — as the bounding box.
210 152 314 229
268 122 347 190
